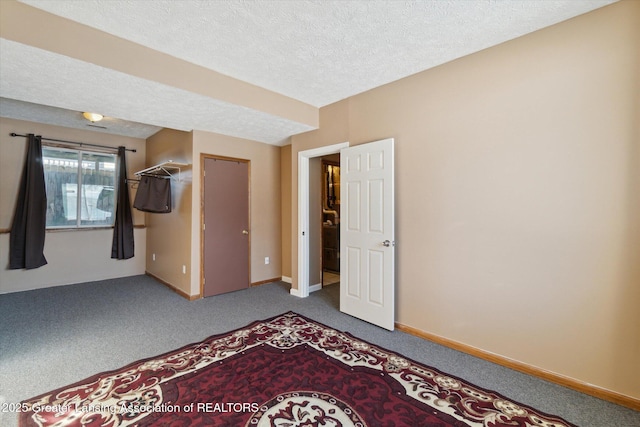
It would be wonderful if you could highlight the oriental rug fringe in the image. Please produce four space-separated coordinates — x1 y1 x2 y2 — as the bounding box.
20 312 576 426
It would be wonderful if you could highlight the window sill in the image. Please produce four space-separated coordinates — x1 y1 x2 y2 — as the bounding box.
0 225 146 234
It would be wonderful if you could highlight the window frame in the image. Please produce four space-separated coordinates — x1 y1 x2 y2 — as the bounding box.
42 144 119 230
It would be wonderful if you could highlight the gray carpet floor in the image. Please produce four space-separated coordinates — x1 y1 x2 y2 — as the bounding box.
1 275 638 427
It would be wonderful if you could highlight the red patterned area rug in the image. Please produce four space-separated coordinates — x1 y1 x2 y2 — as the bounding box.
20 312 576 426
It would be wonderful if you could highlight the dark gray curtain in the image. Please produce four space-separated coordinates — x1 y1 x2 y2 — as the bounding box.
9 134 48 269
111 146 134 259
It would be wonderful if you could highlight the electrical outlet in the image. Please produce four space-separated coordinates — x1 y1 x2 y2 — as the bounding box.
182 265 186 274
152 253 156 261
264 257 270 265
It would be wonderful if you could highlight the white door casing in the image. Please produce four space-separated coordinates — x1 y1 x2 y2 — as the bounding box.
295 142 350 298
340 138 395 330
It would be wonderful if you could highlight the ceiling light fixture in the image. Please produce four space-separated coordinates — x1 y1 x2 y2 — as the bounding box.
82 112 104 122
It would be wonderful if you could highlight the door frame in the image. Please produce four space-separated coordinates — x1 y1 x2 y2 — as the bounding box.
295 142 349 298
200 153 251 297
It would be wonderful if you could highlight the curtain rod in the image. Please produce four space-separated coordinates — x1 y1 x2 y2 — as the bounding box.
10 133 137 153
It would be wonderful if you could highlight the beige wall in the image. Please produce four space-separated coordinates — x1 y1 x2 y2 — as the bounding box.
289 1 640 399
280 144 292 279
290 100 350 288
0 118 146 293
190 130 282 295
1 121 285 298
145 129 193 295
146 128 283 297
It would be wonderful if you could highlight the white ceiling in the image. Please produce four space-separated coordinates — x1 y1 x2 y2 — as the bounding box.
0 0 617 144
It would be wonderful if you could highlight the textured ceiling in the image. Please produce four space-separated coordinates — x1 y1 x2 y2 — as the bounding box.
0 97 162 139
0 38 315 142
1 0 617 144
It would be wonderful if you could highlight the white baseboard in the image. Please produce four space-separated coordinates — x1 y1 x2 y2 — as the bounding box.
309 283 322 293
289 282 322 297
281 276 292 284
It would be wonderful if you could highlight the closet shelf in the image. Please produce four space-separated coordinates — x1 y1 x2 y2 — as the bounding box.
134 161 189 182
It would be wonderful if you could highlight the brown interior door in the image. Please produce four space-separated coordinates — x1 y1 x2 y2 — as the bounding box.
203 157 249 297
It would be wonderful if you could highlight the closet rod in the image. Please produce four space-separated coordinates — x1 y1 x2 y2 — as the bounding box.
10 132 137 152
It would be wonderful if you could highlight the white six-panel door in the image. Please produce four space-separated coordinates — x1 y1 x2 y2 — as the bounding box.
340 138 395 330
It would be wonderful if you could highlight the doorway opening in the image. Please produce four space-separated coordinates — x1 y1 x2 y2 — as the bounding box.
321 157 340 288
296 142 348 298
298 138 395 330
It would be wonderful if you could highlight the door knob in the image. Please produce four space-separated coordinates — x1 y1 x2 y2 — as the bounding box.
382 240 393 247
242 230 249 235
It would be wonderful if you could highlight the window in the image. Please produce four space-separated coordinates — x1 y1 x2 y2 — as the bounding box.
43 146 117 228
